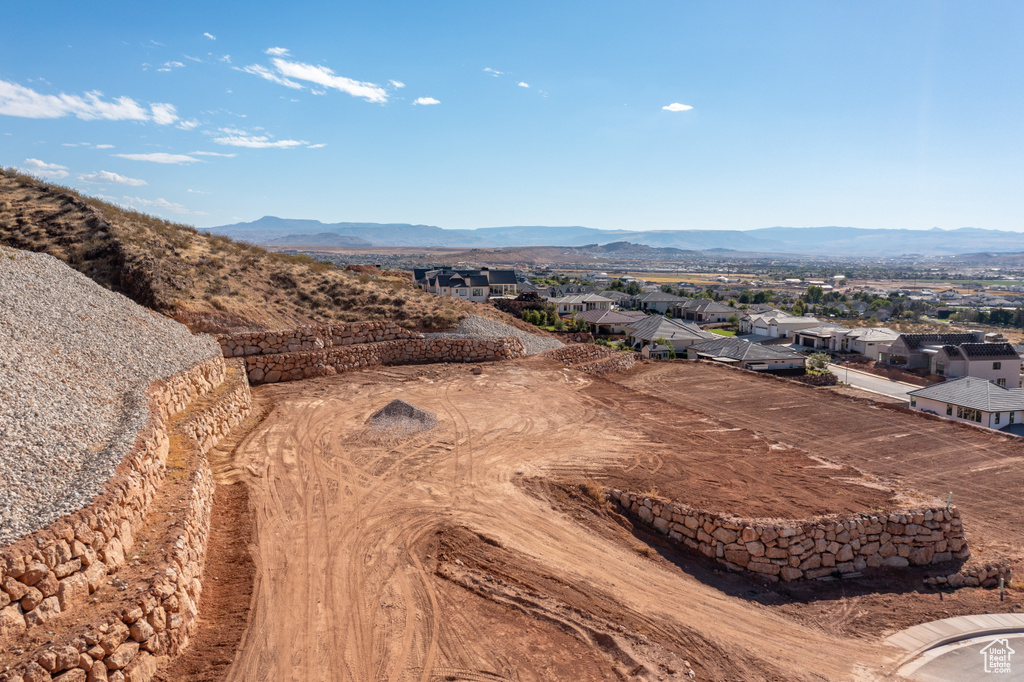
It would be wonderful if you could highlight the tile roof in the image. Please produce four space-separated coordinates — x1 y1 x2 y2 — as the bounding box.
909 376 1024 412
552 293 614 304
958 342 1021 359
635 291 686 303
899 333 980 350
576 309 648 325
843 327 901 342
625 315 715 342
688 337 807 362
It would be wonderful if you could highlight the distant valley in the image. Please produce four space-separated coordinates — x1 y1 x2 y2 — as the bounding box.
205 216 1024 257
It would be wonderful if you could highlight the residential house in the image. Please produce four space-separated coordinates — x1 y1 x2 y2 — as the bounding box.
547 284 599 298
629 291 686 314
641 344 672 360
552 293 614 316
598 289 632 306
909 376 1024 432
879 332 986 370
792 324 848 350
739 310 821 338
576 309 648 335
624 316 716 353
925 343 1022 387
417 268 519 301
671 299 736 323
686 337 807 374
830 326 901 359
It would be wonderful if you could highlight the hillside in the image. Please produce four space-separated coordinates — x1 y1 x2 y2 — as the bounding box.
0 169 477 333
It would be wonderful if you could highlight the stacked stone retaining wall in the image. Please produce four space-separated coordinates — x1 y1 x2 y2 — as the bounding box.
610 489 968 582
215 321 419 358
542 344 639 376
245 337 526 384
0 358 252 682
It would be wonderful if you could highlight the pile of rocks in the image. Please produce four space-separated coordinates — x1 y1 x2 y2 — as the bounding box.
0 248 221 545
542 344 638 376
610 488 968 582
925 563 1012 589
215 321 417 357
425 315 563 356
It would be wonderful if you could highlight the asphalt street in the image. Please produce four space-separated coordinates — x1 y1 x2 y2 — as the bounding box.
828 363 917 401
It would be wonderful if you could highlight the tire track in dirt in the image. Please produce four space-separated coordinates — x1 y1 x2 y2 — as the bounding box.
225 364 895 681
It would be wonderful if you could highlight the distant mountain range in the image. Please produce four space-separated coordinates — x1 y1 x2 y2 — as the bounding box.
203 216 1024 257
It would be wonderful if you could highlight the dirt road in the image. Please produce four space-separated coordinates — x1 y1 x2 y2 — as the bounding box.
222 361 891 681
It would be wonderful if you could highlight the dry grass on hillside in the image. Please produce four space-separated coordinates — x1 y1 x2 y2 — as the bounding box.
0 168 477 333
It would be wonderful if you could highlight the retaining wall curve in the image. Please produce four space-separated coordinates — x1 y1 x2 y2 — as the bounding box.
215 321 419 358
610 488 968 582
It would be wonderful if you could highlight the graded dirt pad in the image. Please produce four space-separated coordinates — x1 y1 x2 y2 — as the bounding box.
611 361 1024 566
222 361 894 682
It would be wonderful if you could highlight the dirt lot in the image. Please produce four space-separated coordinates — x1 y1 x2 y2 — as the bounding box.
184 357 1024 681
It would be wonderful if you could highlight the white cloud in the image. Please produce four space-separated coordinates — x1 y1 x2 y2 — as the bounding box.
94 144 114 149
184 55 203 63
518 82 530 88
307 143 326 149
271 58 388 103
177 119 201 130
483 67 503 77
19 158 69 179
238 64 303 90
219 55 232 63
212 134 308 148
189 150 236 157
122 196 200 214
264 47 290 56
159 61 185 71
0 79 159 122
413 97 440 106
150 102 179 125
113 152 199 164
203 32 216 40
187 188 210 194
662 102 693 112
389 80 405 89
310 88 326 96
78 170 147 186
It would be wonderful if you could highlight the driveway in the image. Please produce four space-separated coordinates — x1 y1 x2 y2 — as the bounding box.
828 363 917 401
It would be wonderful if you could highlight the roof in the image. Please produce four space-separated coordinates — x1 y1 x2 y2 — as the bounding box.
909 376 1024 412
552 293 614 304
689 337 807 362
842 327 901 342
635 291 685 303
898 333 981 350
675 299 734 313
795 324 848 337
576 309 648 325
958 342 1020 359
625 315 715 342
484 270 518 285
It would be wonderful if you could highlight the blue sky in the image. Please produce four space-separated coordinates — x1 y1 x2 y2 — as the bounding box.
2 1 1023 232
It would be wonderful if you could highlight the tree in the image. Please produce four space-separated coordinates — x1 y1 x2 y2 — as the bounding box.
654 335 676 359
606 279 626 292
807 352 830 373
553 317 565 331
793 299 806 316
738 291 752 304
727 313 739 329
806 285 824 303
626 281 642 295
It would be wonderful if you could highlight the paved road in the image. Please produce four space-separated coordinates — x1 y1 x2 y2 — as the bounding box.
829 363 917 400
900 633 1024 681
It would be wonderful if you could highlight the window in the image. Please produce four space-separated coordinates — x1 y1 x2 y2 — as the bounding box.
998 378 1006 387
994 362 1002 370
910 397 916 407
957 406 963 419
1012 412 1017 424
947 404 953 416
472 288 484 297
995 412 1001 425
935 362 945 376
459 289 467 296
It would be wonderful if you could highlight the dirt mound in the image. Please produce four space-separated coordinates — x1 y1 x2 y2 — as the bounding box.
368 398 438 435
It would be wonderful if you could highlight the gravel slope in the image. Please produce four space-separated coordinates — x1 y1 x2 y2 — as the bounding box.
425 314 563 356
0 248 220 545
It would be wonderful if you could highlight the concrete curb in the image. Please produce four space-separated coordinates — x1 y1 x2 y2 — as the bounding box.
886 613 1024 665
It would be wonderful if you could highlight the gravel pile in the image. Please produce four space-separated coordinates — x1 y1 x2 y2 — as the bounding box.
0 248 221 545
425 314 564 356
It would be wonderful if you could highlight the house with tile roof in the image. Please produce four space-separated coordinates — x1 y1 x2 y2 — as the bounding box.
576 308 649 335
551 293 614 315
417 268 519 300
623 315 717 353
909 376 1024 432
879 332 986 370
738 309 822 338
670 299 737 323
925 342 1022 387
629 291 687 314
830 327 901 358
792 324 849 350
686 337 807 374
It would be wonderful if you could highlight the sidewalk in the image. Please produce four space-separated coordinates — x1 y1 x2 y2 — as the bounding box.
887 613 1024 658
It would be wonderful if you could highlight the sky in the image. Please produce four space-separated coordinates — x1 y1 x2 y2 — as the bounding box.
1 1 1023 232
